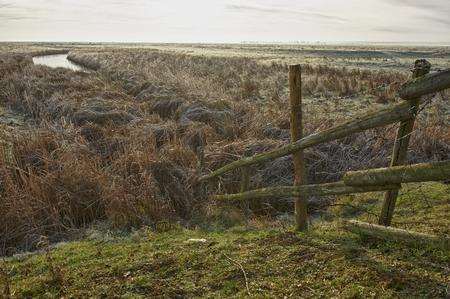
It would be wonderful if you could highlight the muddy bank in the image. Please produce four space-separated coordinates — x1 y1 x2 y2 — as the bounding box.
67 53 101 70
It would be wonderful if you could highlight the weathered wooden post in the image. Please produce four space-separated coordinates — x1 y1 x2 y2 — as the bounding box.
240 167 250 193
239 166 251 218
378 59 431 226
289 65 308 231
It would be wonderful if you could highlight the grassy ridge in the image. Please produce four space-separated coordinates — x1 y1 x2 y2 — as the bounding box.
2 182 449 298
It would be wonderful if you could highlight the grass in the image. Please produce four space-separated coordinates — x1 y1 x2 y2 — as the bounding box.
2 42 449 73
0 43 448 299
0 44 448 255
2 182 449 298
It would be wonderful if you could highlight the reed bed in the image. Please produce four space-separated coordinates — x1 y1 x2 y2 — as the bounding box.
0 50 448 255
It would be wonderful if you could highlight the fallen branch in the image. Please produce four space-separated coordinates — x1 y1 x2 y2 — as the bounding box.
342 220 450 249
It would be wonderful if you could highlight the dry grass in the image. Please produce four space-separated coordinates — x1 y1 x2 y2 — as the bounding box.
71 49 408 103
0 48 448 255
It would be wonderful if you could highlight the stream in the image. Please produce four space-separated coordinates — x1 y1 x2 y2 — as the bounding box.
0 54 88 127
33 54 87 71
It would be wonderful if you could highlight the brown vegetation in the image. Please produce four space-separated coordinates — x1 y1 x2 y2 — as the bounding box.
0 49 448 255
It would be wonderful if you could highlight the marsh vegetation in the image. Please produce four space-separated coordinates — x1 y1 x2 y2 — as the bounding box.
1 43 449 253
0 42 448 297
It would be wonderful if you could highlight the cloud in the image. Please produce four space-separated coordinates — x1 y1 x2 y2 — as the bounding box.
420 15 450 27
373 27 406 33
382 0 450 29
1 0 449 42
373 26 418 34
0 1 14 9
0 1 52 17
382 0 450 17
226 4 349 23
0 2 40 21
382 0 449 10
0 14 37 20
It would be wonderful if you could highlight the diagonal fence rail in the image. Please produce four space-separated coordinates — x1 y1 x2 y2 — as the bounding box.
200 60 450 232
199 69 450 182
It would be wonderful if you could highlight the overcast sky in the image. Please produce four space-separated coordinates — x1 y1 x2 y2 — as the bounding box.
1 0 449 43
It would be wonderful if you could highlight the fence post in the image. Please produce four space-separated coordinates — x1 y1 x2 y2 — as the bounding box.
378 59 431 226
240 166 250 193
289 65 308 231
239 166 251 218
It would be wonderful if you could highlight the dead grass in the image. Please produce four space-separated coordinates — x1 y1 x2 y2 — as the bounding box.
0 49 448 255
70 49 408 104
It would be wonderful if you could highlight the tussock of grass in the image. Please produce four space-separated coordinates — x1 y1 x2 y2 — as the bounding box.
0 47 448 257
2 182 449 297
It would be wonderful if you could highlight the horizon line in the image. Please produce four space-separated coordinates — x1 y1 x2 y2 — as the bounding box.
1 40 450 46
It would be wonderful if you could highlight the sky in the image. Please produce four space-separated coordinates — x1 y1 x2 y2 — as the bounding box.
1 0 449 43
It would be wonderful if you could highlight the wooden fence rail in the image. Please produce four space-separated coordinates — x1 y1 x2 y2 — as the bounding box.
344 160 450 186
199 69 450 182
213 160 450 201
200 102 416 181
398 69 450 99
201 60 450 231
213 182 399 201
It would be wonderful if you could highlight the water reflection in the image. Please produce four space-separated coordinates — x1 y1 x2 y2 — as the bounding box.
33 54 87 71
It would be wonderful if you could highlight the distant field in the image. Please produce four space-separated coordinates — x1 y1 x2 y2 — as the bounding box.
141 43 450 71
2 42 450 70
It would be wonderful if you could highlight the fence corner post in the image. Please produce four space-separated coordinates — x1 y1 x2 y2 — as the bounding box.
289 64 308 231
378 59 431 226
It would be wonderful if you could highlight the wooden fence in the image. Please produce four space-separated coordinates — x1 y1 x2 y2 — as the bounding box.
200 59 450 232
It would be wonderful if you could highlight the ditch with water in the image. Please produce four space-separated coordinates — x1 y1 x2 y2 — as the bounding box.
1 54 89 127
33 54 88 72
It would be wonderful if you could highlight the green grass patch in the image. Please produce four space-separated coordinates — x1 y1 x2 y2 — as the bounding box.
2 182 449 298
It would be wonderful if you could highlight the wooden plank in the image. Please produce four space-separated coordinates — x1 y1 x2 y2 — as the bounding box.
212 181 398 201
198 69 450 182
289 65 308 231
379 59 431 226
342 220 450 249
343 160 450 186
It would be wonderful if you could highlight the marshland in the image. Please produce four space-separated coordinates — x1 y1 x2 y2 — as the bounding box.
0 42 449 297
